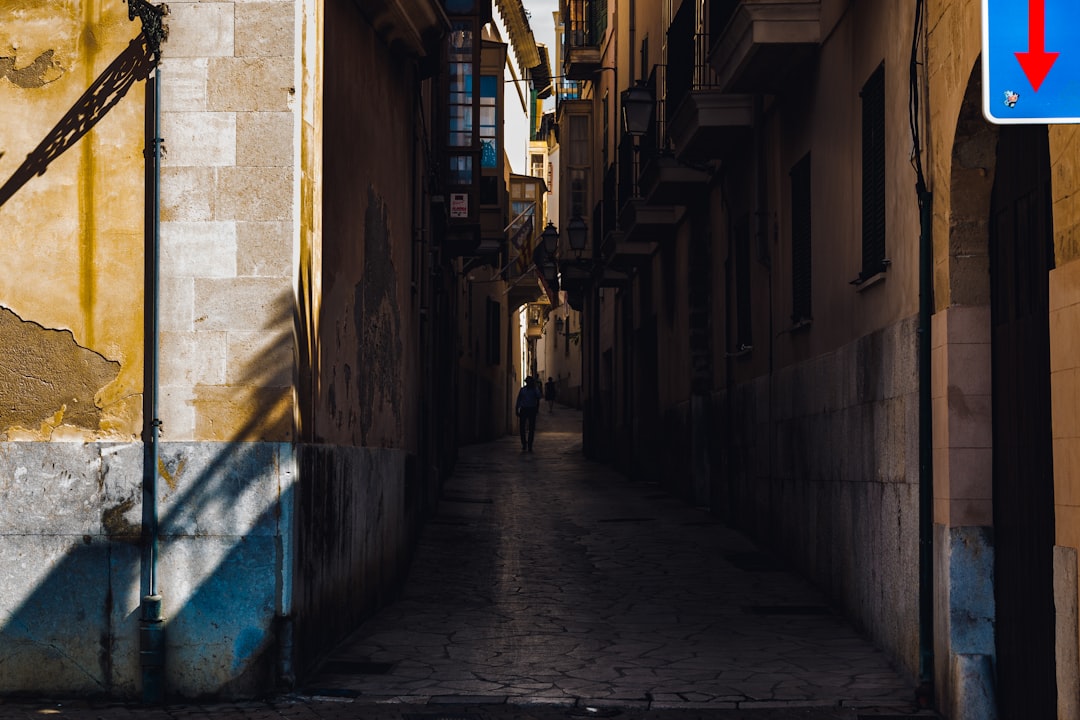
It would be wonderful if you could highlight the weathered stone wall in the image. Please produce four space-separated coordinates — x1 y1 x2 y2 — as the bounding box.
314 0 420 451
711 315 922 681
290 445 417 681
1 0 442 701
0 441 294 699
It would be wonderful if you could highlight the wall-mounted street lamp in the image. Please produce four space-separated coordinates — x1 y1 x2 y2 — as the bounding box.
621 82 654 137
540 221 559 256
621 83 654 200
566 215 588 257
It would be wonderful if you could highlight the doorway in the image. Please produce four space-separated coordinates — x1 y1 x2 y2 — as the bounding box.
989 123 1056 718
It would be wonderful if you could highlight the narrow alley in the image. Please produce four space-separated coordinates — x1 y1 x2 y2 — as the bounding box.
0 409 932 720
295 407 919 714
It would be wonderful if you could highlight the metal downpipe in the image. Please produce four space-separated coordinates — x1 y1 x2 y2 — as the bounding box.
917 181 934 704
141 68 165 705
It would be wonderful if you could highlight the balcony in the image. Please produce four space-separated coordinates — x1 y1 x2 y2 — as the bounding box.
593 166 652 268
619 200 680 250
667 92 753 162
663 2 754 162
563 0 605 79
708 0 821 93
639 153 709 206
612 91 683 263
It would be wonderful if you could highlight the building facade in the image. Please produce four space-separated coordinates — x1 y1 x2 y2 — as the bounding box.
0 0 472 700
553 0 1080 717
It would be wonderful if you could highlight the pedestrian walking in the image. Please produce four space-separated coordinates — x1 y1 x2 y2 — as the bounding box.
515 376 542 451
544 376 557 413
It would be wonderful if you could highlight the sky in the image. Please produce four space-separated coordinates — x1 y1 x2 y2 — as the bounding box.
500 0 559 174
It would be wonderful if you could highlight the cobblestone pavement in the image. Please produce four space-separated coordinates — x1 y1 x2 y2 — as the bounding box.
0 408 935 720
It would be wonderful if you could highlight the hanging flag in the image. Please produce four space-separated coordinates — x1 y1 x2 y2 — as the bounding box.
513 215 534 273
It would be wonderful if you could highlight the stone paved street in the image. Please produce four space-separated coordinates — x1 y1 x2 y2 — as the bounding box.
297 407 923 714
0 408 934 720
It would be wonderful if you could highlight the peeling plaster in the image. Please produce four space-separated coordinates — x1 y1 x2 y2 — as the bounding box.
0 50 64 88
0 306 121 437
354 187 403 445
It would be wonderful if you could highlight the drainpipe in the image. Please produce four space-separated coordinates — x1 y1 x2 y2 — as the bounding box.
141 67 165 706
909 0 934 705
917 178 934 704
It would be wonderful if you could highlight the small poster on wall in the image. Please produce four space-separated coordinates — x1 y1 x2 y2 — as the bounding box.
450 193 468 218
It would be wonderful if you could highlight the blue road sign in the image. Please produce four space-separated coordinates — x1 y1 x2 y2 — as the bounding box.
983 0 1080 123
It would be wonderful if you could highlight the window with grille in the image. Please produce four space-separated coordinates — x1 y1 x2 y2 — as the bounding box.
860 63 886 281
790 153 812 323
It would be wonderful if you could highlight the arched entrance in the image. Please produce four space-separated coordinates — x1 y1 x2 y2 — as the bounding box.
989 122 1057 718
946 61 1057 717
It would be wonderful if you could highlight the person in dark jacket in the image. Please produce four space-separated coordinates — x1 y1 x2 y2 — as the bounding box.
515 377 542 451
544 377 557 413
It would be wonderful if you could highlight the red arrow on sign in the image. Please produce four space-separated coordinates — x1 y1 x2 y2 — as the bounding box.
1015 0 1059 91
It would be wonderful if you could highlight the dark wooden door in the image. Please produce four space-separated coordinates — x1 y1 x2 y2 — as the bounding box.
990 123 1056 719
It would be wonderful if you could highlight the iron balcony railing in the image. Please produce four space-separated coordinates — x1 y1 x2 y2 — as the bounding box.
666 0 726 130
563 0 606 53
555 79 587 111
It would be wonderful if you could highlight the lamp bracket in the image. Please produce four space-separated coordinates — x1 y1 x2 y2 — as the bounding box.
126 0 169 62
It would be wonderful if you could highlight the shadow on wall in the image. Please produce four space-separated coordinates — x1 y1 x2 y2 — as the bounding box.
0 292 297 700
0 34 156 209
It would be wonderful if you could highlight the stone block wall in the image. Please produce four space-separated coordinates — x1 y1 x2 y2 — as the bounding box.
158 0 298 444
711 314 922 681
0 441 294 699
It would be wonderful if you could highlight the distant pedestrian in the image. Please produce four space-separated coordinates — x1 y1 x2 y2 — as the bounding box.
544 377 557 414
515 377 542 452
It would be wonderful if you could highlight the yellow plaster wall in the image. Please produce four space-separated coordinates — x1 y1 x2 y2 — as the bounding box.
0 2 147 440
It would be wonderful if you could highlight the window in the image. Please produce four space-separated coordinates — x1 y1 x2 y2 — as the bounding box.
480 176 498 205
530 153 544 179
448 24 474 148
790 153 812 323
449 155 473 185
640 36 649 83
568 114 588 165
480 75 498 168
735 214 752 351
602 92 609 166
486 298 501 365
860 63 886 281
567 113 591 218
